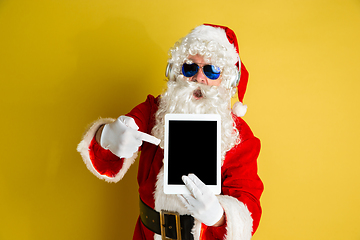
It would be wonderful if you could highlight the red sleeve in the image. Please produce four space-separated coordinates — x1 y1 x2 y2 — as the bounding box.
87 95 159 178
203 117 264 239
126 95 160 135
222 137 263 233
88 136 124 178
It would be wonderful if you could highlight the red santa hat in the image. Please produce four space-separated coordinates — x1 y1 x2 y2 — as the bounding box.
196 23 249 117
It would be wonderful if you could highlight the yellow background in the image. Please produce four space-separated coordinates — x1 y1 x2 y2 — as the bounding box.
1 0 359 239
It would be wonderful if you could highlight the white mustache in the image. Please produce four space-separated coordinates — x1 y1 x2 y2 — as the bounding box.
168 79 220 100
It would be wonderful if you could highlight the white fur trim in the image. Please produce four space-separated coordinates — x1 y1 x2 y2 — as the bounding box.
189 25 239 66
217 195 253 240
77 118 138 183
232 101 247 117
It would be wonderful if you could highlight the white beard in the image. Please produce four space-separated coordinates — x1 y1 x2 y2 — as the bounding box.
151 79 240 239
152 78 239 160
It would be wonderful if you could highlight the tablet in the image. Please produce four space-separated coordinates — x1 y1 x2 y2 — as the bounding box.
164 114 221 195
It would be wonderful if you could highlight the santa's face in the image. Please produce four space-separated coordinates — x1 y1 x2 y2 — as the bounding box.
152 56 239 158
185 55 222 88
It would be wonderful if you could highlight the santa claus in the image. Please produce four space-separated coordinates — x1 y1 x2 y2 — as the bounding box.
77 24 263 240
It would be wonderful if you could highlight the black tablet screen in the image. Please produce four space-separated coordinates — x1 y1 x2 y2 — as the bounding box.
167 120 218 185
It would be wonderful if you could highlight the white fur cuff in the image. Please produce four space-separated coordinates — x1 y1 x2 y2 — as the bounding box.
77 118 138 183
217 195 253 240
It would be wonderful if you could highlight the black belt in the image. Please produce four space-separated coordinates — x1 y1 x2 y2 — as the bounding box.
139 198 194 240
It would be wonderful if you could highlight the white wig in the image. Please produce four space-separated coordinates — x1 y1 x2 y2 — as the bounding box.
168 25 240 91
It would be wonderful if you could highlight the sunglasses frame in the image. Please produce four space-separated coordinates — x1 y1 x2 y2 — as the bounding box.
182 63 221 80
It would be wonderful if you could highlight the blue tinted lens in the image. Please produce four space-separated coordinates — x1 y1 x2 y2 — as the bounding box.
203 65 221 80
182 63 199 77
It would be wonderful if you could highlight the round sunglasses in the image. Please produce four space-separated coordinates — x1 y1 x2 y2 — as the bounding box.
182 63 221 80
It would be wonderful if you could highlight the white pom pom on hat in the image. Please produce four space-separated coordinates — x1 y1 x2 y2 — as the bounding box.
232 101 248 117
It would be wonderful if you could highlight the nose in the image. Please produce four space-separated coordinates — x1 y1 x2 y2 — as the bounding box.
193 68 208 85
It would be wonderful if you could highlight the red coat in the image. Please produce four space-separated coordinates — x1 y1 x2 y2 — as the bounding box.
78 95 263 240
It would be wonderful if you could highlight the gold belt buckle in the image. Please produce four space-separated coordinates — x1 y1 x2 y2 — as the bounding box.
160 210 182 240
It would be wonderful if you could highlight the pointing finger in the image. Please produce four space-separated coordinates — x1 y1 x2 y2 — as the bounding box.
136 131 161 145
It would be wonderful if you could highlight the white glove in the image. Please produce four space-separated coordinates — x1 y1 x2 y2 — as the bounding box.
178 174 224 226
100 116 160 159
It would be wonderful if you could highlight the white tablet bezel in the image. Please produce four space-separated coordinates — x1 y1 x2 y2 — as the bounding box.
164 113 221 195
